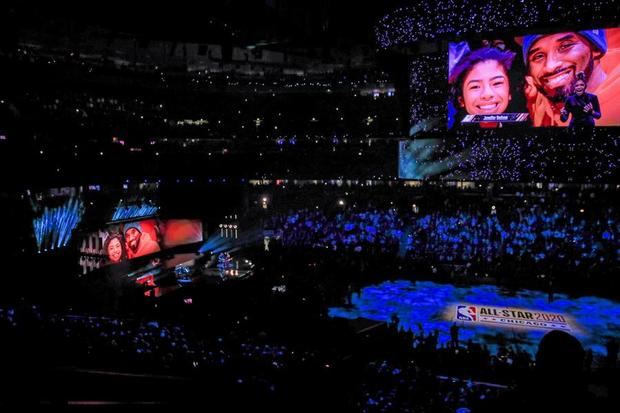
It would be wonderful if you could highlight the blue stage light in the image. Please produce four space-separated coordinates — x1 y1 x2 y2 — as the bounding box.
33 196 84 252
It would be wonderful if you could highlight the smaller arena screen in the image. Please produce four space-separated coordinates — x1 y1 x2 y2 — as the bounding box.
78 218 202 274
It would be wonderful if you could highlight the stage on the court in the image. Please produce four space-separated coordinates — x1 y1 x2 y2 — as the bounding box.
129 251 254 298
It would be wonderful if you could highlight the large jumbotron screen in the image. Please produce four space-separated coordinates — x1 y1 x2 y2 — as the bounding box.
78 219 202 273
448 27 620 129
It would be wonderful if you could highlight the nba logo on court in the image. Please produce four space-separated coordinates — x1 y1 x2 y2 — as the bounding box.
456 305 477 322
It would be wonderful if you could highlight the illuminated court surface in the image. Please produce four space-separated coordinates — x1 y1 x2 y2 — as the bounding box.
329 280 620 356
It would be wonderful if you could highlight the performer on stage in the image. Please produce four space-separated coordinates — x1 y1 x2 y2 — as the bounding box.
560 71 602 128
217 252 233 269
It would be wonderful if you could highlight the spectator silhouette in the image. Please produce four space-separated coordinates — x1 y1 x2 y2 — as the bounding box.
482 330 604 412
390 312 400 327
450 322 460 348
606 338 618 369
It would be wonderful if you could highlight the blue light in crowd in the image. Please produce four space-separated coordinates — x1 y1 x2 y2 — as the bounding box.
329 280 620 357
32 196 84 252
374 1 597 48
275 206 615 263
111 202 159 221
